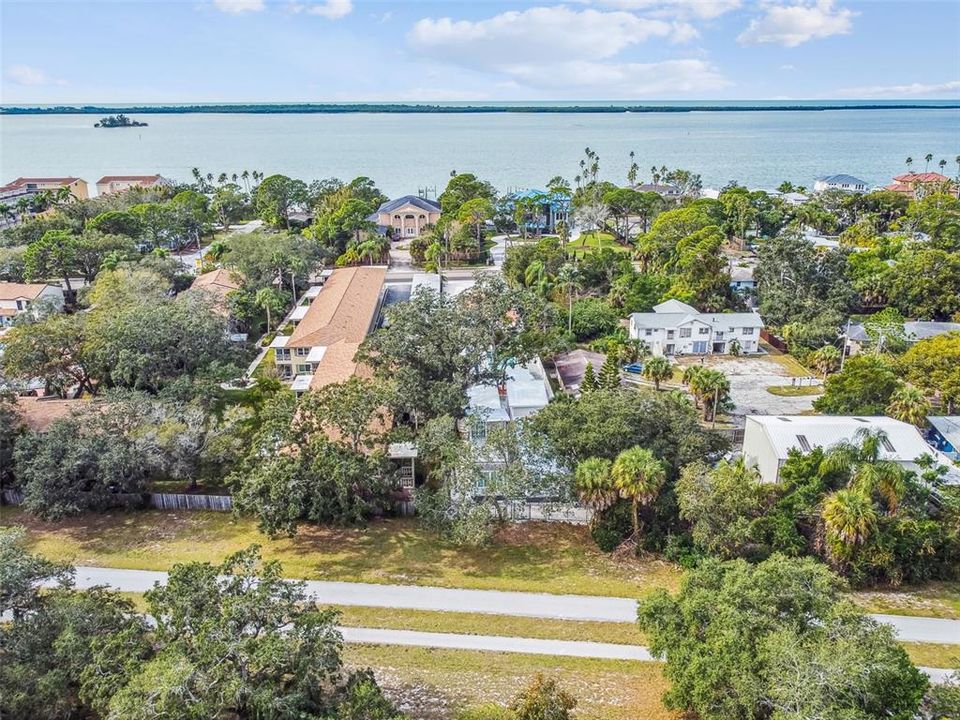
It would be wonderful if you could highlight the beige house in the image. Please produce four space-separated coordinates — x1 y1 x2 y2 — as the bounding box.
0 177 89 202
369 195 441 239
271 266 386 395
0 283 65 329
95 174 170 195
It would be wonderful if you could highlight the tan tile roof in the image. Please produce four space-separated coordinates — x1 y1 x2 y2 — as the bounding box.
288 267 385 349
1 177 81 192
307 340 373 391
96 174 162 185
191 268 241 292
0 282 50 301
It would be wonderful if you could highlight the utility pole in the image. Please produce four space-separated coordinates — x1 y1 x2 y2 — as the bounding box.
712 386 719 430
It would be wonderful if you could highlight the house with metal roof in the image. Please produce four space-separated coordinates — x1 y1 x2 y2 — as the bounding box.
927 416 960 461
501 189 570 234
847 320 960 355
368 195 441 239
628 300 764 356
742 415 946 484
814 174 869 193
461 357 554 443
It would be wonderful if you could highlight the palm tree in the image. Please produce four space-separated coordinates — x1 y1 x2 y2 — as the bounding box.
205 240 229 263
574 457 617 520
821 429 907 514
555 263 581 333
241 170 250 193
905 157 914 172
688 368 729 421
728 338 742 357
810 345 841 378
681 364 701 386
938 159 947 176
642 356 672 391
886 384 930 427
924 153 934 172
822 488 876 562
255 287 285 333
611 447 666 536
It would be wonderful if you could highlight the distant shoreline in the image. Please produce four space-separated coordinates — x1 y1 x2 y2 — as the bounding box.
2 102 959 115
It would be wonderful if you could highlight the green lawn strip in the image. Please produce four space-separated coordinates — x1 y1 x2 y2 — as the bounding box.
901 643 960 669
1 509 681 598
252 348 276 379
343 645 673 720
760 348 811 377
765 385 823 397
850 583 960 620
336 606 646 646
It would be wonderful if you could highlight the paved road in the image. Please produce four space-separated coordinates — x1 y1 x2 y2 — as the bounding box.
69 567 960 645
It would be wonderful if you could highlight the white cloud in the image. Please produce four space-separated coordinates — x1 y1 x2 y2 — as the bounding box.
738 0 855 47
306 0 352 19
507 58 732 95
780 64 795 70
212 0 265 13
409 7 686 68
6 64 66 86
600 0 741 20
837 80 960 98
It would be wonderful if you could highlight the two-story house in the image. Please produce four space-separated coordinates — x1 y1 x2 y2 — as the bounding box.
0 283 65 330
628 300 764 356
0 177 89 203
95 174 171 195
368 195 441 239
271 266 385 396
813 174 869 193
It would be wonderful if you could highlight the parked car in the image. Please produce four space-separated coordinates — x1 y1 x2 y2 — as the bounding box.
624 362 644 374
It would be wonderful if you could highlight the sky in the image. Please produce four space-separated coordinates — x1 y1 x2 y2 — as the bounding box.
1 0 959 103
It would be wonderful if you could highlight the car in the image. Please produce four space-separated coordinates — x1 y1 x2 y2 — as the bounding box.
624 362 644 374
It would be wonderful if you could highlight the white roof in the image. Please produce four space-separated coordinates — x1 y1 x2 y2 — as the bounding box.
411 273 442 296
630 310 764 330
291 374 313 392
269 335 290 348
730 266 755 282
303 286 322 299
654 299 698 314
466 358 553 422
747 415 934 463
467 384 510 422
290 305 309 321
306 346 326 362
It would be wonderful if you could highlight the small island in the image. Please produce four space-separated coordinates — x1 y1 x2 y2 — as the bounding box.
94 113 148 128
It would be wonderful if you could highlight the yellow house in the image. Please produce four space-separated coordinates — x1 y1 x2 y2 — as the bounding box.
96 174 170 195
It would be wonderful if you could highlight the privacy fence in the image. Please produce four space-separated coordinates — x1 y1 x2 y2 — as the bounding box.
2 489 233 512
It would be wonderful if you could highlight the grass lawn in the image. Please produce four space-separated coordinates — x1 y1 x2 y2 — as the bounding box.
760 345 811 377
252 348 276 379
766 384 823 397
344 645 674 720
336 607 647 646
567 232 630 257
1 509 681 598
901 643 960 669
851 582 960 620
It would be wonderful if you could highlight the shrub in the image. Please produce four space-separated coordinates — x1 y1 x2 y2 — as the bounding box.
568 298 619 341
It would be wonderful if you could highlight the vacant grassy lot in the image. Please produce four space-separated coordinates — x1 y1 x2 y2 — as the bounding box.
345 645 674 720
852 583 960 620
567 232 630 256
336 607 647 646
1 509 681 598
766 384 823 397
902 643 960 669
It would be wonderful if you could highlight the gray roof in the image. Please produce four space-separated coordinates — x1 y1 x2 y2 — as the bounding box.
848 321 960 343
376 195 441 214
928 416 960 448
817 174 868 186
630 310 764 330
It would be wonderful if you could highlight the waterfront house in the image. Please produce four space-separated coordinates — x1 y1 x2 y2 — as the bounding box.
368 195 441 239
271 266 385 396
927 416 960 461
628 300 763 356
633 183 683 200
814 174 869 193
0 177 88 203
742 415 940 484
501 189 570 235
885 172 958 200
0 283 65 330
95 174 171 195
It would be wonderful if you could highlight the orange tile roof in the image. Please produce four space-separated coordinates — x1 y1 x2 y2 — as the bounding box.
892 172 953 183
191 267 241 291
0 282 51 301
288 267 385 349
884 183 914 194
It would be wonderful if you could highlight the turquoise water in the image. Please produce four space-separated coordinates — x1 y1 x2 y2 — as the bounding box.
1 109 957 197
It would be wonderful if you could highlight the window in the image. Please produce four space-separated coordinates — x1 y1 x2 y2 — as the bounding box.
295 347 309 357
796 435 812 452
667 330 675 339
644 328 653 336
742 327 756 335
692 341 708 354
275 348 291 361
699 327 710 335
296 364 311 374
679 328 692 338
665 344 675 355
406 227 415 236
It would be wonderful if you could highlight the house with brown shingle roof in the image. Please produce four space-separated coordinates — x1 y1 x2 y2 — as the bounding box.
95 174 171 196
188 268 242 315
0 282 65 329
271 266 386 395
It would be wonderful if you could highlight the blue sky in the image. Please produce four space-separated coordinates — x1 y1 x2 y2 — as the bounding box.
2 0 958 102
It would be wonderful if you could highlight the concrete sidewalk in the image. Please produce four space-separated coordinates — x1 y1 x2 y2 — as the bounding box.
69 566 960 645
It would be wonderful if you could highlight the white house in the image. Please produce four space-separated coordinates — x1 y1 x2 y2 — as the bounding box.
461 358 554 443
742 415 940 484
0 283 65 330
814 174 869 194
628 300 763 356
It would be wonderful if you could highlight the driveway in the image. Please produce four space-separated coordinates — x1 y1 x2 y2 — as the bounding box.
66 567 960 644
677 355 821 416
